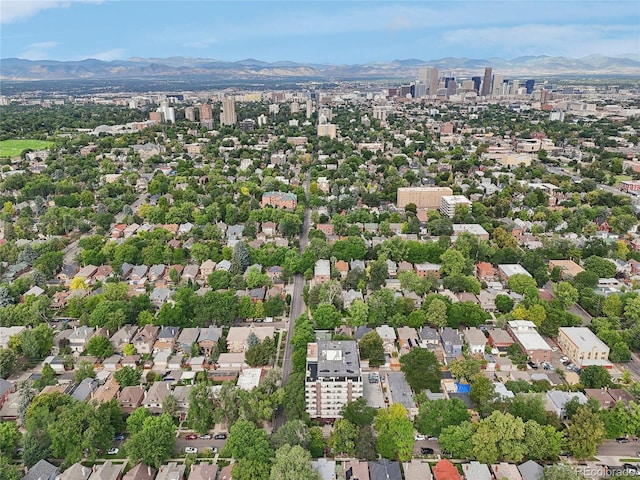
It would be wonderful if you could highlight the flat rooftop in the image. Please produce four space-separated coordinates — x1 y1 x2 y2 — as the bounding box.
310 340 361 379
559 327 609 352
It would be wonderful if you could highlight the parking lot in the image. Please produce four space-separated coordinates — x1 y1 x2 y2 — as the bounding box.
363 372 385 409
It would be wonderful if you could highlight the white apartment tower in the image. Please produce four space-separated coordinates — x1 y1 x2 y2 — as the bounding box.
220 97 237 126
305 341 363 419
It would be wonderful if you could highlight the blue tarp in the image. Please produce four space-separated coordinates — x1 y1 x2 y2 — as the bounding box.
456 382 471 393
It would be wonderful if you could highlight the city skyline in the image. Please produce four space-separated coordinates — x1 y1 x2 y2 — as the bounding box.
1 1 639 64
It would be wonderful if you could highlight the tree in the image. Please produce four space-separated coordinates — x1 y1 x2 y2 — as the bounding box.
448 359 481 382
225 419 273 480
21 431 49 468
328 419 358 456
271 420 309 450
312 304 341 329
541 464 586 480
279 213 302 239
125 413 176 468
187 382 216 434
566 406 605 459
126 407 151 435
0 457 20 480
358 331 385 368
0 421 21 455
602 294 622 318
583 256 617 278
269 444 321 480
162 394 177 417
400 348 441 392
70 276 88 291
74 361 96 383
230 241 251 275
552 281 579 309
0 348 18 379
495 294 514 313
122 343 136 356
439 249 470 277
375 403 414 461
507 274 537 294
438 421 474 459
469 374 496 417
34 363 56 390
580 365 612 388
19 324 53 360
524 420 563 461
505 393 548 425
85 334 113 358
425 298 448 328
414 398 470 436
341 398 376 427
472 411 526 464
114 366 140 387
347 299 369 327
368 258 388 290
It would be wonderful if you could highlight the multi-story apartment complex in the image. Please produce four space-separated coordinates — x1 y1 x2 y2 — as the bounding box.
220 97 237 126
397 186 453 210
305 341 363 419
260 191 297 209
557 327 610 368
506 320 552 364
440 195 472 218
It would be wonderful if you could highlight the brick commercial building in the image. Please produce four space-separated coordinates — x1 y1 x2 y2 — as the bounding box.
397 187 453 210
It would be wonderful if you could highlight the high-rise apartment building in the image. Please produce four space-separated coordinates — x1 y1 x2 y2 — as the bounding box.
418 67 439 97
440 195 472 218
305 341 363 419
184 106 195 122
306 99 313 119
492 74 504 96
220 97 237 126
199 103 214 129
481 67 493 96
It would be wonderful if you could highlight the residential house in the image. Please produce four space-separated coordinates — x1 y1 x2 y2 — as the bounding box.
22 459 59 480
92 376 120 404
342 289 363 310
545 390 587 419
548 259 584 279
261 221 277 236
335 260 349 279
261 191 297 209
314 259 331 285
342 460 369 480
143 382 172 413
464 328 487 355
369 459 402 480
133 325 160 355
58 463 92 480
102 354 121 372
386 260 398 277
172 385 192 412
518 461 543 480
462 462 491 480
155 462 186 480
475 262 496 281
316 223 334 235
122 464 156 480
432 459 461 480
198 327 223 356
441 328 463 357
489 328 514 351
155 326 180 352
199 260 216 280
311 458 337 480
402 460 432 480
69 326 95 354
110 325 138 353
584 388 624 409
90 460 125 480
491 463 523 480
118 386 145 413
148 264 167 282
71 377 98 401
477 290 497 312
150 287 173 307
376 325 397 355
351 260 365 272
177 328 200 354
93 265 114 283
266 266 282 280
415 262 440 278
397 326 420 350
216 260 231 272
419 327 440 347
75 265 98 282
0 326 25 348
58 263 79 283
182 264 200 284
128 265 148 283
0 379 13 411
188 463 218 480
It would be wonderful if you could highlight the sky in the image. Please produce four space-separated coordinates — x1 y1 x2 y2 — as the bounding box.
1 1 639 64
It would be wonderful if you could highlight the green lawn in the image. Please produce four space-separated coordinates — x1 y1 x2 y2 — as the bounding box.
0 139 54 158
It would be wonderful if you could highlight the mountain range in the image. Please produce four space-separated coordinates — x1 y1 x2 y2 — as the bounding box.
2 55 640 81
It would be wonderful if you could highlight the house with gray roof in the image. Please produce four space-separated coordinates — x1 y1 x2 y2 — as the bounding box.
90 461 125 480
198 327 223 357
71 377 98 401
150 287 174 307
68 326 95 354
177 328 200 353
342 289 363 309
22 460 59 480
155 462 186 480
546 390 587 419
110 324 138 353
387 372 417 417
518 460 543 480
350 260 365 272
403 460 432 480
462 461 491 480
369 459 402 480
419 327 440 347
58 463 91 480
441 328 463 357
142 381 172 413
311 458 336 480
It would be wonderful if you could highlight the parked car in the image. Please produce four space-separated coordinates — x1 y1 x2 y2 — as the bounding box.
113 434 125 441
560 356 569 362
421 447 434 455
107 448 119 455
415 434 425 441
185 447 198 454
200 434 212 440
185 434 198 440
214 433 227 440
617 437 630 443
427 436 438 441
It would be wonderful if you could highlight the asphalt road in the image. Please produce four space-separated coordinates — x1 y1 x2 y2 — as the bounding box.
625 353 640 382
598 439 640 457
174 435 227 454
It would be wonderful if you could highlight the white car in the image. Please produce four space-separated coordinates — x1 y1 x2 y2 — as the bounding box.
107 448 119 455
185 447 198 454
414 434 425 441
428 436 439 442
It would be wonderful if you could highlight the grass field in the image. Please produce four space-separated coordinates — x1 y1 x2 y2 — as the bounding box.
0 139 54 158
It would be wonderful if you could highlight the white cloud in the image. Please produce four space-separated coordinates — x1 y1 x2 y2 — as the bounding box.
83 48 125 61
19 41 59 60
1 0 103 24
182 37 217 49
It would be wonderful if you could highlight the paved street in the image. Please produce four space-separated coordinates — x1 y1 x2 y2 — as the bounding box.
597 439 640 457
174 434 227 454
